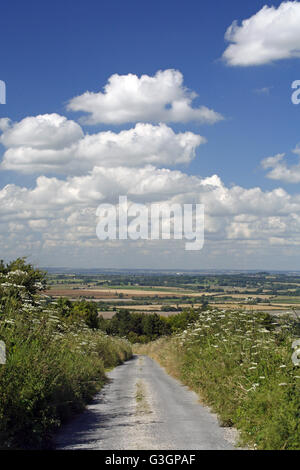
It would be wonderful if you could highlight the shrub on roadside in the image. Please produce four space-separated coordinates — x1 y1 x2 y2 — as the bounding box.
0 258 132 449
135 308 300 450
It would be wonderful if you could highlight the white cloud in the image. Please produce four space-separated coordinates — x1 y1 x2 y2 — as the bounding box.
0 163 300 267
223 1 300 66
0 119 205 174
2 71 300 268
29 219 49 230
262 152 300 183
0 114 83 149
67 69 223 124
0 165 298 236
0 118 11 132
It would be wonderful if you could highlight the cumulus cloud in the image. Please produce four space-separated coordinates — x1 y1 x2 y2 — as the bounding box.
1 158 296 243
0 114 83 149
262 152 300 183
0 118 205 174
0 164 298 231
0 118 11 132
223 1 300 66
1 161 300 266
1 70 300 267
67 69 223 125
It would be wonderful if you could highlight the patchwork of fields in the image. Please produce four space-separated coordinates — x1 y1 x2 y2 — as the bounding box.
45 271 300 317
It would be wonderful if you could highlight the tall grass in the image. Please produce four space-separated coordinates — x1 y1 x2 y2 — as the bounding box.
135 308 300 450
0 262 132 449
0 308 131 449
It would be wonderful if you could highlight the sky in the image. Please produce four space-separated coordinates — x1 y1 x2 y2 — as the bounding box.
1 0 300 269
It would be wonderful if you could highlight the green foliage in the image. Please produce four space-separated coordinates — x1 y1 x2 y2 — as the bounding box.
166 308 199 332
102 308 201 343
55 297 72 317
71 300 100 329
0 258 132 449
0 258 46 313
104 309 168 341
54 298 100 329
140 308 300 450
160 305 178 312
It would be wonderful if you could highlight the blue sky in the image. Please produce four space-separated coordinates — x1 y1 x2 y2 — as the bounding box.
1 0 300 269
0 0 298 189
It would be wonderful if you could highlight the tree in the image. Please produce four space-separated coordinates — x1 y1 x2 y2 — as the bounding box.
6 257 46 295
109 309 133 336
71 300 100 329
56 297 72 317
0 257 47 311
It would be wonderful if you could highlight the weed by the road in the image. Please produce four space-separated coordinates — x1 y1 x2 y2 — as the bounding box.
136 380 144 402
135 380 151 415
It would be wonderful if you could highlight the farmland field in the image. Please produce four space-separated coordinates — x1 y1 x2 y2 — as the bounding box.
44 271 300 318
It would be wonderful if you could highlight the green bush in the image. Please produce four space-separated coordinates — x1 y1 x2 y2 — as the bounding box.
138 308 300 450
102 308 200 343
0 259 132 449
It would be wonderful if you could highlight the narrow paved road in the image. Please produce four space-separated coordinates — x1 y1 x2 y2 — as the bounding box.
55 355 236 450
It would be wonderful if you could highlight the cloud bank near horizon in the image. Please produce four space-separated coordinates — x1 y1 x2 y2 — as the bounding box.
1 69 300 268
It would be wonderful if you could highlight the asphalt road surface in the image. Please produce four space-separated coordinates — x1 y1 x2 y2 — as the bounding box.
55 355 237 450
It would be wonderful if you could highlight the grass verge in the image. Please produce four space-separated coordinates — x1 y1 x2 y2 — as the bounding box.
0 308 132 449
134 308 300 450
